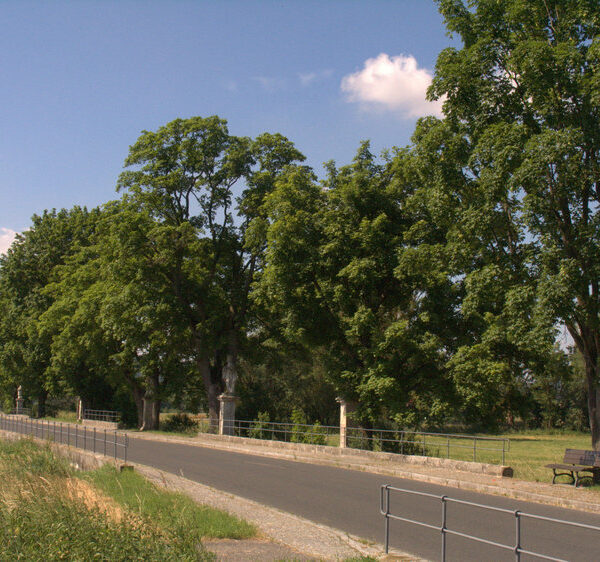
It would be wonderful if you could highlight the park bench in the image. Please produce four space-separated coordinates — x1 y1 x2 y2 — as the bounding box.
546 448 600 487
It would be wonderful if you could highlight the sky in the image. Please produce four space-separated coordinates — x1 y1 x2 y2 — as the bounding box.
0 0 456 252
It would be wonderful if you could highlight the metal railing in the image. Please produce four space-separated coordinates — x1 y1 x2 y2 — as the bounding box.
230 419 339 444
6 407 32 417
0 413 128 462
380 484 600 561
83 409 120 422
202 418 509 465
347 428 510 465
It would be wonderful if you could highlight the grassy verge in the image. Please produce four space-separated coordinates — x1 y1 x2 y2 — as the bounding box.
85 464 256 540
0 438 255 560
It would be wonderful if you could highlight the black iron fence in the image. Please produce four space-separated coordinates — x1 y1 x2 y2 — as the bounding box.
0 413 128 462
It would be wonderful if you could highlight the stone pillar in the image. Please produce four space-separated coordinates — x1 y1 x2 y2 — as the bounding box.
15 386 24 415
218 394 236 436
337 397 348 448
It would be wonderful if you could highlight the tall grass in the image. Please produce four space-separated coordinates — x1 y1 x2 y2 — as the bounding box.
0 438 254 560
86 465 256 540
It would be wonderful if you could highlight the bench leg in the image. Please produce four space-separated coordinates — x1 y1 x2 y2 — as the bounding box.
552 469 575 485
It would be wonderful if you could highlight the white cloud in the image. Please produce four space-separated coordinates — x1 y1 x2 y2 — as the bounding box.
341 53 444 118
299 72 317 86
298 69 333 87
0 228 17 255
254 76 286 93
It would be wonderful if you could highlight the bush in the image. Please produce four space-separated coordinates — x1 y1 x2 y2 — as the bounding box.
249 412 272 440
160 413 199 434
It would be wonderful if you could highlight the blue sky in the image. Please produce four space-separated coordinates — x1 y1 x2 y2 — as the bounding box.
0 0 455 251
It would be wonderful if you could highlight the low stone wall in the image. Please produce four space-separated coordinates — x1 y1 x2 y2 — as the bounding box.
196 432 513 477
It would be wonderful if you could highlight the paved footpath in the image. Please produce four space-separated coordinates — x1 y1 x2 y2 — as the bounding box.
126 434 600 562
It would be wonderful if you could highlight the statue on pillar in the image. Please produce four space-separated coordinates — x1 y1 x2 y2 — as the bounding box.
15 385 24 415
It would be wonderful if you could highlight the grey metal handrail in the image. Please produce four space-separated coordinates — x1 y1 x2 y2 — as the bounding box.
217 418 510 464
380 484 600 561
0 413 128 463
83 409 120 422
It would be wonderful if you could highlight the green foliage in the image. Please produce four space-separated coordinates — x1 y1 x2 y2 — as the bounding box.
249 411 272 440
160 413 200 434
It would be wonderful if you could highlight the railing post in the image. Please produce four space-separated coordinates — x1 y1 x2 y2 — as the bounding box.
503 440 506 465
75 425 78 449
422 433 426 456
515 511 521 561
93 427 96 453
473 438 476 462
447 437 450 459
104 429 107 456
60 422 63 444
441 496 448 562
114 430 117 460
384 486 390 554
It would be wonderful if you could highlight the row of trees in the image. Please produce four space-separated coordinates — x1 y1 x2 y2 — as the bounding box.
1 1 599 445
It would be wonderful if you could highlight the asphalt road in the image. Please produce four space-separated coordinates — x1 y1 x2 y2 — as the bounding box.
125 436 600 562
3 419 600 561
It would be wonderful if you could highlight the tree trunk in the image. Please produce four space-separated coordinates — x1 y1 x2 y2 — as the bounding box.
124 372 145 429
37 389 48 418
585 362 600 450
140 375 160 431
198 356 220 430
222 329 239 395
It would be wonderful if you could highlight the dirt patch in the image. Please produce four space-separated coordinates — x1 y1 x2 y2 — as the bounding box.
64 477 126 523
203 538 315 561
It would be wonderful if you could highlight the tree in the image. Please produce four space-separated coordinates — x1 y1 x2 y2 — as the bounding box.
428 0 600 443
0 208 98 415
117 116 304 424
41 200 198 429
257 143 459 427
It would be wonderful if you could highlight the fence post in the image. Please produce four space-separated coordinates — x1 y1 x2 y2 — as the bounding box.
75 425 78 449
84 426 87 451
514 511 521 561
447 437 450 459
384 486 390 554
441 496 448 562
104 429 107 456
473 438 476 462
93 427 96 453
503 441 506 465
114 431 117 460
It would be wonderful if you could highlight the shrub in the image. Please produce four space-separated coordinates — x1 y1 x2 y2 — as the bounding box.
160 413 199 434
249 412 271 440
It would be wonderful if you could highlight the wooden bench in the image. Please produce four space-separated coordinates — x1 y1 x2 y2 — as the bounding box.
546 449 600 486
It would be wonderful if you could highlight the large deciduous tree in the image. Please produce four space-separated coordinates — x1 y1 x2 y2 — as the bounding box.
117 116 304 424
428 0 600 444
0 208 98 415
257 143 459 426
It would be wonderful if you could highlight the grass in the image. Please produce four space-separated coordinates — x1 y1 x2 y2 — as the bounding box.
0 438 256 560
86 464 256 540
495 429 593 484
